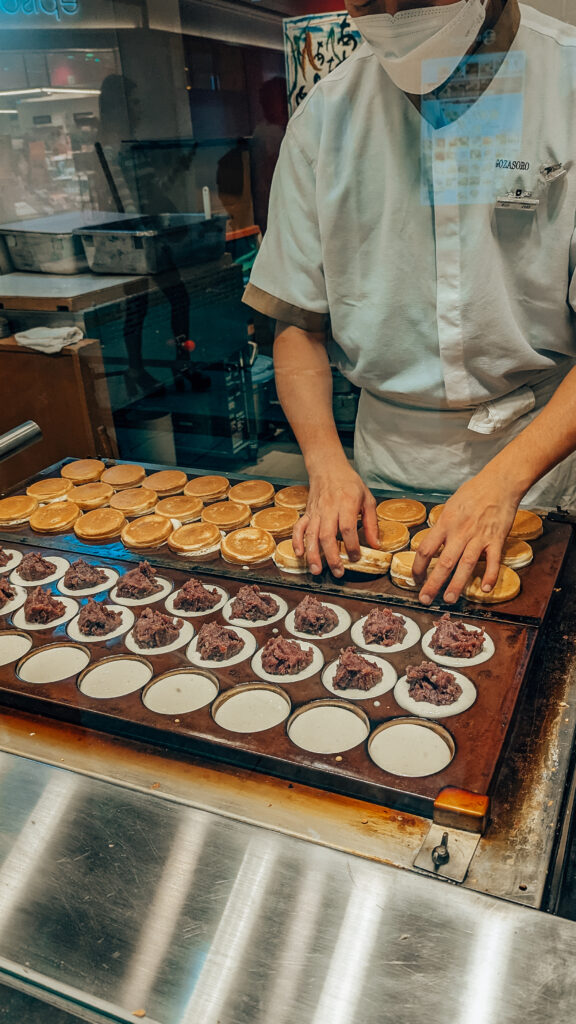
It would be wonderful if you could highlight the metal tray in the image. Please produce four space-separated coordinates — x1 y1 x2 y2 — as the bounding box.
0 212 126 275
76 213 228 275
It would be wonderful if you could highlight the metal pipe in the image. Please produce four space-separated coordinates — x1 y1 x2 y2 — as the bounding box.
0 421 42 462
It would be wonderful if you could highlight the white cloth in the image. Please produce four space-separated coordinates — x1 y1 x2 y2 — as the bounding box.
15 327 84 354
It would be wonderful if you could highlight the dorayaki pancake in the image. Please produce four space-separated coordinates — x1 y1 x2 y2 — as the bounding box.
221 526 276 564
155 495 203 523
273 538 308 573
74 507 127 541
70 482 114 510
26 478 73 502
428 504 445 527
251 506 299 539
168 521 222 556
109 487 158 517
201 501 251 531
145 469 188 496
410 527 444 554
501 538 533 569
121 514 173 550
184 475 229 501
376 498 427 527
390 550 438 589
274 485 309 512
508 509 543 541
30 501 81 534
61 459 105 484
227 479 275 509
100 464 146 490
0 494 39 526
464 564 521 604
338 543 391 575
377 519 411 552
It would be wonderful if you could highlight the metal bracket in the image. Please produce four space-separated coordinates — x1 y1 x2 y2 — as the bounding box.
413 823 481 883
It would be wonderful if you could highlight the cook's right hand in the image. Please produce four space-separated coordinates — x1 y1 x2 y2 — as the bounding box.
293 465 379 577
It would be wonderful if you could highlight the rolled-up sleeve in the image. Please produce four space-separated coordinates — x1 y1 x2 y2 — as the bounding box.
243 124 329 332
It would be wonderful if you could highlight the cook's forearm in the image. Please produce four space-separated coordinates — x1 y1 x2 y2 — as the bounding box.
273 322 349 473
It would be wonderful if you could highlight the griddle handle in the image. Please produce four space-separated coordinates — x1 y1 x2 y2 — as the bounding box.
431 832 450 870
0 420 42 463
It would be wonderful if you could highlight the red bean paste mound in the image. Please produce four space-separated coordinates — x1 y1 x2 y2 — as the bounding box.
196 621 243 661
0 546 10 568
333 646 383 691
116 561 162 600
294 594 338 635
63 559 108 591
0 577 15 609
229 584 279 622
260 636 313 676
406 660 462 706
173 577 220 612
429 613 485 658
19 552 56 582
77 598 122 637
133 607 182 649
362 606 407 646
24 586 65 624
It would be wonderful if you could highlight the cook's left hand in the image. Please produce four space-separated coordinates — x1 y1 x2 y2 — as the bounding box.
412 471 520 605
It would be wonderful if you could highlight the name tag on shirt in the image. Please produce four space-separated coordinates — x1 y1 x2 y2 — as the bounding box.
496 189 539 213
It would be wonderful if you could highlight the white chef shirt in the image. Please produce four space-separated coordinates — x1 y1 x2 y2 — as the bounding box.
244 4 576 415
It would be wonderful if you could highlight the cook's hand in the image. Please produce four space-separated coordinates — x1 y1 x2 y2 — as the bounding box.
293 465 379 577
412 472 520 605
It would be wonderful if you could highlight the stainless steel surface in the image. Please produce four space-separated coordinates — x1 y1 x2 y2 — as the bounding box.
1 750 576 1024
0 213 120 275
414 824 481 882
78 213 227 275
0 420 42 464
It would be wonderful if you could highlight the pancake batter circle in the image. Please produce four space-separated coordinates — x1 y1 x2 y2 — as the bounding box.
164 585 228 618
186 625 257 668
420 627 495 667
285 602 350 641
393 670 477 719
322 654 397 700
67 604 134 644
212 683 291 734
251 640 323 683
350 613 420 654
78 656 153 699
0 549 23 575
368 719 455 777
222 592 288 628
18 643 91 684
0 630 32 667
13 596 78 632
142 668 219 715
10 556 69 588
110 576 172 607
57 566 119 598
0 584 27 617
288 700 370 754
124 618 194 656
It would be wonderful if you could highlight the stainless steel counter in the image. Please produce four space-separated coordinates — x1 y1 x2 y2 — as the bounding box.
1 749 576 1024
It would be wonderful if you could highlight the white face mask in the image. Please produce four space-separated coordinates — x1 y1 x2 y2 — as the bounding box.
351 0 490 95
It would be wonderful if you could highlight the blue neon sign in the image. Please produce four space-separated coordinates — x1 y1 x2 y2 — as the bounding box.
0 0 80 21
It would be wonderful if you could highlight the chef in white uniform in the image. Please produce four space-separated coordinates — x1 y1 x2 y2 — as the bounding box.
243 0 576 604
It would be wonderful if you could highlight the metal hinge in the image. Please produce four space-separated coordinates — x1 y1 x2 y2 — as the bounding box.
413 823 481 883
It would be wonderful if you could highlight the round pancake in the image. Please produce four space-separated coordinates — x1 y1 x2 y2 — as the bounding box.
464 564 521 604
251 506 299 539
410 527 444 554
121 514 173 550
100 464 146 490
74 507 127 541
184 475 229 501
508 509 543 541
338 543 391 575
227 479 275 508
221 526 276 564
376 498 427 527
155 495 203 523
27 478 73 502
145 469 188 496
428 504 446 527
70 482 114 510
201 501 251 531
30 501 81 533
377 519 410 552
390 550 438 589
501 538 533 569
61 459 105 484
109 487 157 516
168 521 221 555
274 485 309 512
0 494 39 525
273 538 308 572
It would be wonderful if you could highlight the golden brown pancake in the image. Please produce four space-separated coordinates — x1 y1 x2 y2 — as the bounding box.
145 469 188 496
183 475 229 502
121 514 172 550
221 526 276 564
274 485 309 512
201 501 251 531
464 564 521 604
273 538 309 573
501 538 533 569
27 478 73 502
390 550 438 589
0 494 39 526
109 487 157 517
508 509 543 541
30 501 81 534
70 482 114 510
428 504 445 527
377 519 411 553
155 495 203 523
227 479 275 509
167 521 222 556
100 464 146 490
338 543 391 575
60 459 105 484
74 507 127 541
376 498 427 527
251 506 299 539
410 527 444 554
